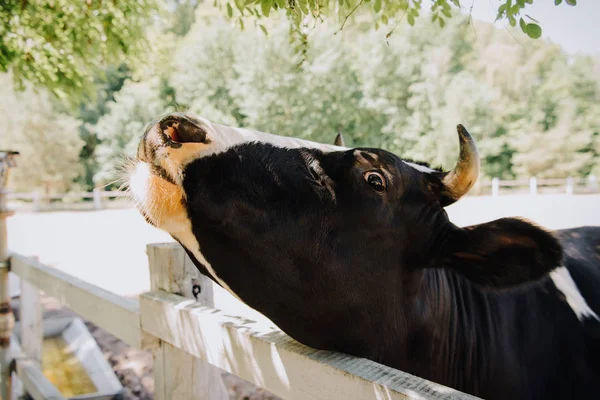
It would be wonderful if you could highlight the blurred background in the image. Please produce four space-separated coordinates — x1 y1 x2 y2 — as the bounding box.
1 1 599 196
1 1 599 398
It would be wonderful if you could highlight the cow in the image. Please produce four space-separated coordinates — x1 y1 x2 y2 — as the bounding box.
128 112 600 400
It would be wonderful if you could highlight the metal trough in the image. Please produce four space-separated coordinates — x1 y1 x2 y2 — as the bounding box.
14 317 124 400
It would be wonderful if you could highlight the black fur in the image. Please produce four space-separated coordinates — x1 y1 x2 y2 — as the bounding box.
164 141 600 399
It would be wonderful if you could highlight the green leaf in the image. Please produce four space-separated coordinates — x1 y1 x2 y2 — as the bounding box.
275 0 286 8
407 13 415 26
227 3 233 17
441 8 451 18
439 17 445 28
297 0 308 13
565 0 576 5
261 0 273 17
259 24 268 35
496 4 506 21
555 0 562 4
381 14 388 24
526 23 542 38
373 0 382 13
508 15 516 27
519 17 527 32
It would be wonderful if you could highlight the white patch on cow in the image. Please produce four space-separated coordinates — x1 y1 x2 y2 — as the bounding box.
128 162 151 210
403 161 435 174
185 117 346 161
129 162 243 302
550 266 599 322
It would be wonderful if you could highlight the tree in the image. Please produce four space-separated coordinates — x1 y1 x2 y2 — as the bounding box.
91 78 168 185
218 0 575 44
0 0 155 101
1 0 581 102
0 74 84 193
83 6 600 186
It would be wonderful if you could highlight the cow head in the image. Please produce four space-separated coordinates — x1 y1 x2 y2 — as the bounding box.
129 113 562 349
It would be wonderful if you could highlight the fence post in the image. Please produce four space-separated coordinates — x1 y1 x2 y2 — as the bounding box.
472 173 482 196
529 177 537 195
566 177 574 195
491 177 500 196
588 175 597 193
0 151 18 400
19 258 43 366
146 243 228 400
93 188 102 210
33 191 41 213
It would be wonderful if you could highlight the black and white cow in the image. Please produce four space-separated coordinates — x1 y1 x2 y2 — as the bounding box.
129 113 600 400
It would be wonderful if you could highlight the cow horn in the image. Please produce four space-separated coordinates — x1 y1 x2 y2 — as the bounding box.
334 132 345 147
441 125 480 206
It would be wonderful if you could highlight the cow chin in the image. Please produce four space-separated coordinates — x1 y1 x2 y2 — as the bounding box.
128 160 245 302
128 162 189 233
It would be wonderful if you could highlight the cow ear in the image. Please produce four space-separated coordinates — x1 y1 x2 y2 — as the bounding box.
441 218 562 288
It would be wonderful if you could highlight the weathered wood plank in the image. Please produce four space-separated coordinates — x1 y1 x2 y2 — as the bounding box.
147 243 228 400
61 318 123 396
140 291 480 400
10 254 144 347
19 273 42 365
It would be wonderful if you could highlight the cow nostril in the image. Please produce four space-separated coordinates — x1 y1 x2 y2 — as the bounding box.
159 116 182 143
158 115 209 144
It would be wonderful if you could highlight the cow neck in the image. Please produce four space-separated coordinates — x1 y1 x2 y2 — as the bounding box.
408 268 513 396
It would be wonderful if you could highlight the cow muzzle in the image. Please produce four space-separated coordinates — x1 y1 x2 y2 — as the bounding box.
137 113 210 163
136 113 212 184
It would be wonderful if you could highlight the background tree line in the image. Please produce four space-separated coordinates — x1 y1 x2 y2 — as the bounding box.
0 2 598 193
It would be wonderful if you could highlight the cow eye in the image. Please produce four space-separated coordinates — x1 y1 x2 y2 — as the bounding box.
363 171 386 193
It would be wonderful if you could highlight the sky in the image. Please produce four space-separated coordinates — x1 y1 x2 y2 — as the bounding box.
465 1 600 56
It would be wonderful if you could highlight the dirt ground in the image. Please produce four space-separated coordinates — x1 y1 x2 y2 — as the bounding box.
12 295 281 400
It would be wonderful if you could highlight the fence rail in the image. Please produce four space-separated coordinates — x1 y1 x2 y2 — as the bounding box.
472 175 598 196
6 244 479 400
7 189 129 212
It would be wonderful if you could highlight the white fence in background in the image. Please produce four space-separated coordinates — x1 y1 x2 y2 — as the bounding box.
8 243 480 400
7 189 129 212
471 175 597 197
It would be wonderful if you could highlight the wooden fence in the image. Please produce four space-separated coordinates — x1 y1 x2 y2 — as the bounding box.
3 242 480 400
7 189 129 212
474 175 598 196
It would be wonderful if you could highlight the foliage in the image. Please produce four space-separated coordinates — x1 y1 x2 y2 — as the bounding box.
91 78 169 184
89 11 599 184
0 0 156 102
76 65 131 190
216 0 576 44
0 75 84 193
0 0 581 102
